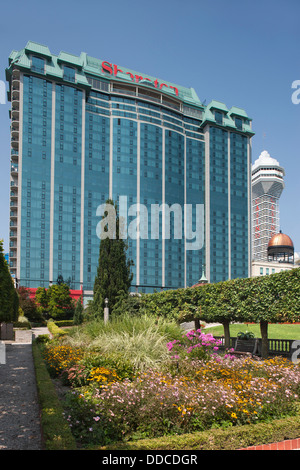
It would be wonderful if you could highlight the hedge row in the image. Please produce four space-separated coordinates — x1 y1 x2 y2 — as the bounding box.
98 413 300 451
134 267 300 357
47 320 68 338
32 341 77 450
139 267 300 325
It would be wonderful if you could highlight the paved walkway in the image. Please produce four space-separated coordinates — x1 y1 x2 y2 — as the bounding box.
1 326 299 451
0 327 49 450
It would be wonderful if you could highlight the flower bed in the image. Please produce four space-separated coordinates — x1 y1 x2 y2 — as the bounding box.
41 328 300 448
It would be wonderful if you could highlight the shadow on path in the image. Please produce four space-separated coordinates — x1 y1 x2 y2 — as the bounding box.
0 343 42 450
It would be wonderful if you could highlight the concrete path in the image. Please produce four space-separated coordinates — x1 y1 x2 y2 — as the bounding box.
0 327 49 450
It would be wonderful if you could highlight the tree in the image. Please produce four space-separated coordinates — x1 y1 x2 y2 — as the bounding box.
0 240 18 323
17 286 42 323
47 284 75 320
35 287 49 318
93 199 133 316
73 296 84 325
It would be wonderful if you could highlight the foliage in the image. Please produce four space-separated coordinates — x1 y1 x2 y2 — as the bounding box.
47 284 75 320
99 411 300 450
17 286 42 323
32 341 77 450
0 240 19 323
42 344 84 377
112 294 143 317
64 355 300 445
138 268 300 326
133 268 300 357
64 314 182 371
35 287 49 316
73 296 84 325
92 199 133 317
237 331 255 340
47 320 68 339
167 329 222 361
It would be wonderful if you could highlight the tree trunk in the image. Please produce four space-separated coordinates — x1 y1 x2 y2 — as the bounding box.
194 318 201 330
260 320 269 359
223 320 231 349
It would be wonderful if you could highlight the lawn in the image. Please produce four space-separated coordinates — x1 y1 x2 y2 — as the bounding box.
206 323 300 340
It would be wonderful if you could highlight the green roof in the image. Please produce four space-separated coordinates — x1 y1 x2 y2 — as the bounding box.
25 41 52 59
6 41 254 135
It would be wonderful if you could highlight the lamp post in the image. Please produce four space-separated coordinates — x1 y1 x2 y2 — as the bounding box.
104 297 109 324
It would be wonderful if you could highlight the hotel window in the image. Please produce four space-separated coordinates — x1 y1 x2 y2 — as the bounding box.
64 66 76 83
31 56 45 74
215 111 223 124
235 117 243 130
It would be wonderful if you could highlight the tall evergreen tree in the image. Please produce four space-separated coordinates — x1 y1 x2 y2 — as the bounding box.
0 240 18 323
73 296 84 325
93 199 133 316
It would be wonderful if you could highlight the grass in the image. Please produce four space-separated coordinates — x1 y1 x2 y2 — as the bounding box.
63 314 183 371
206 322 300 340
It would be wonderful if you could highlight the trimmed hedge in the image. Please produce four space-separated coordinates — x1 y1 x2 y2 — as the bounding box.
47 320 67 338
98 413 300 450
32 341 77 450
139 267 300 325
132 267 300 357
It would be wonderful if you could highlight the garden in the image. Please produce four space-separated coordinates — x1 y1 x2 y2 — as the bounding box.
37 313 300 450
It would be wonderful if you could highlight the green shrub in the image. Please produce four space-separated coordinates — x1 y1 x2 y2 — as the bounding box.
98 413 300 450
32 341 77 450
55 320 74 327
47 320 67 338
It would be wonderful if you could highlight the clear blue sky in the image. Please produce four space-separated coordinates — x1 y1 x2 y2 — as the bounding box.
1 0 300 254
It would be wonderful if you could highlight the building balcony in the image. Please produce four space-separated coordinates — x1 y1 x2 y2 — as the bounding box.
11 163 18 174
11 130 19 142
12 88 19 100
11 149 19 161
11 116 19 126
12 79 20 90
11 137 19 150
10 210 18 218
9 251 17 259
11 99 19 111
9 230 17 238
11 107 19 120
12 68 20 80
10 193 18 202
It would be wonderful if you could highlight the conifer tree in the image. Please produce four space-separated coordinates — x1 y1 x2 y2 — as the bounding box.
73 296 84 325
93 199 133 316
0 240 19 322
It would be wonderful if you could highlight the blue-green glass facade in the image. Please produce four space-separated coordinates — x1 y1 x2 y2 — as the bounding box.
21 75 52 287
7 42 254 295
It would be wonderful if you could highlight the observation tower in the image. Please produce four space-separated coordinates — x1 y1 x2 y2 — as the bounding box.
252 151 285 261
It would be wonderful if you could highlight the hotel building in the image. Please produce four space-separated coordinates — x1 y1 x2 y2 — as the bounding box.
6 41 254 298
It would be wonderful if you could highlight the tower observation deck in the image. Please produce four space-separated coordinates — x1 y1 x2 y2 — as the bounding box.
252 151 285 261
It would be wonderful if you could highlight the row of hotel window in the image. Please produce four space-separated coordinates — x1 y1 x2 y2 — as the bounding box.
259 267 290 275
